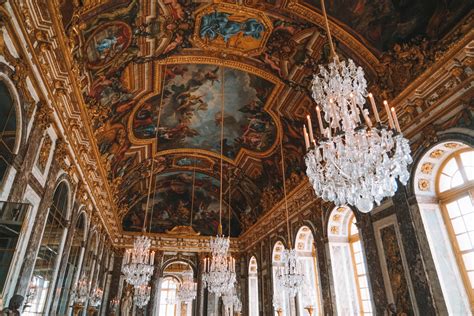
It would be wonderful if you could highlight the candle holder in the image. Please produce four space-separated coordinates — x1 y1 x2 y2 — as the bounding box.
72 303 84 316
87 305 97 316
305 305 314 316
276 307 283 316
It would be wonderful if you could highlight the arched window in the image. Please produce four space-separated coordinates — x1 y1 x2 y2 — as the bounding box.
437 149 474 304
272 241 288 316
414 142 474 314
294 226 321 315
328 206 373 315
27 181 69 315
248 256 259 315
56 212 86 315
0 80 18 186
160 261 194 316
159 277 179 316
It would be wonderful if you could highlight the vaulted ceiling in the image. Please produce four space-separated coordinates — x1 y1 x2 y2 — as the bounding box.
54 0 472 237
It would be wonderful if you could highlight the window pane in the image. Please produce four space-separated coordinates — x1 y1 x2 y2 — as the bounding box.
443 158 458 176
353 241 361 253
458 196 474 215
461 152 474 168
465 167 474 181
462 252 474 270
451 171 465 188
439 174 451 192
446 201 461 218
457 233 472 251
452 217 467 234
468 271 474 288
358 276 368 288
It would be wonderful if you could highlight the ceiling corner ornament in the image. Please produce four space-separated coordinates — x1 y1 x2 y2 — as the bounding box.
166 225 201 236
303 0 412 213
193 3 273 57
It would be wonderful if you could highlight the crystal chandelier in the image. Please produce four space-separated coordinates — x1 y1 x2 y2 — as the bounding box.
121 236 155 287
202 233 236 297
277 249 304 298
233 295 242 315
89 287 103 307
303 0 412 213
277 119 305 297
176 270 197 302
202 66 236 297
133 283 151 308
71 277 89 305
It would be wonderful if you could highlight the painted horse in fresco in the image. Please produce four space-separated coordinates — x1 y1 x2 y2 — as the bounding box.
200 11 264 43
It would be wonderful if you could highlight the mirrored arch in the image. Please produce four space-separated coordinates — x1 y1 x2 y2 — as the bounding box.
248 256 259 315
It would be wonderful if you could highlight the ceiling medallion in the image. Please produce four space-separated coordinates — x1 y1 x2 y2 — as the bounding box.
304 0 412 213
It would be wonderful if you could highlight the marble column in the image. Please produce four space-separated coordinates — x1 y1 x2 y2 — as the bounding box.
14 138 68 298
8 102 52 202
356 212 388 314
49 206 78 316
310 208 334 316
105 253 123 316
197 253 206 316
394 187 439 314
147 251 163 316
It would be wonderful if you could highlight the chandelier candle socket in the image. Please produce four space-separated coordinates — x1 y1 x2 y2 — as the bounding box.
121 236 155 287
305 55 412 213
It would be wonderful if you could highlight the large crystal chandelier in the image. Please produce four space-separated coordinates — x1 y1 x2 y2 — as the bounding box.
133 283 151 308
202 233 236 296
121 236 155 287
304 0 412 213
176 270 197 302
202 66 236 297
277 249 304 298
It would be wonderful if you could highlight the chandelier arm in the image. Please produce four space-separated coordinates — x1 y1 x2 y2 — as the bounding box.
144 64 167 233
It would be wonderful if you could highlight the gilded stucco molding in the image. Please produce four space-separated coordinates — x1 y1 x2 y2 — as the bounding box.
285 0 380 73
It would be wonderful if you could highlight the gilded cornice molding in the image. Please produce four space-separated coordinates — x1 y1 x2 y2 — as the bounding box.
284 0 380 73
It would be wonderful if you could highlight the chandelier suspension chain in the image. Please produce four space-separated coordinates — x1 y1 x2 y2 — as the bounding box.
279 131 291 248
144 64 167 233
219 66 225 234
190 157 197 227
320 0 336 58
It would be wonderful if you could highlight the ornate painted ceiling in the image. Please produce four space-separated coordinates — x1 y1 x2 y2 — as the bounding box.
42 0 471 238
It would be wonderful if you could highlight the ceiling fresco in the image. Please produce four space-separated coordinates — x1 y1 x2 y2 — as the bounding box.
55 0 471 237
130 64 278 160
122 171 240 236
302 0 473 51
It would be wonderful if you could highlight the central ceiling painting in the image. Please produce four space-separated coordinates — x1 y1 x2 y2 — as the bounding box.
131 64 277 160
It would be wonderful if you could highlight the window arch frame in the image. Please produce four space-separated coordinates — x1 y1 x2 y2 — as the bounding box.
435 148 474 306
0 73 22 194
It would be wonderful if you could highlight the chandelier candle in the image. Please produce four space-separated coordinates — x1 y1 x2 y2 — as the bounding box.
383 100 395 129
391 107 401 133
368 93 381 122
